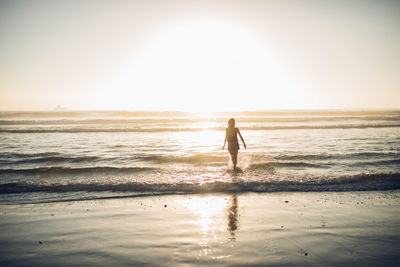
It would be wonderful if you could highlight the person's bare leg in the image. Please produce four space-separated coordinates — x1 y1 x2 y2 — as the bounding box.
232 150 238 170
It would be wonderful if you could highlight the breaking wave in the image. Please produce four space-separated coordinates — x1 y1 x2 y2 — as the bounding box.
1 172 399 195
1 123 400 133
1 115 399 125
1 151 398 165
0 166 157 176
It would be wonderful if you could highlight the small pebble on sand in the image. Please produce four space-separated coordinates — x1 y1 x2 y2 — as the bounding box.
164 205 167 207
285 201 289 203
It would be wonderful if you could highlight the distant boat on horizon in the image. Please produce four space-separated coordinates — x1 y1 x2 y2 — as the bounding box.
54 105 68 111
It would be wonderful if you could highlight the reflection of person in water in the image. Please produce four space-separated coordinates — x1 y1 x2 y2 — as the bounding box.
222 118 247 171
227 195 239 241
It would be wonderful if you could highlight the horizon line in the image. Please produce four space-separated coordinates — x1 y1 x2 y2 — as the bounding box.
1 108 400 113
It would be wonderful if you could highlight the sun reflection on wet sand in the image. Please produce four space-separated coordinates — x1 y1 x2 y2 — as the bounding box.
183 194 240 257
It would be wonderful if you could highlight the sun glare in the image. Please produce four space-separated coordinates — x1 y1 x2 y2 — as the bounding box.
109 21 295 112
184 196 227 232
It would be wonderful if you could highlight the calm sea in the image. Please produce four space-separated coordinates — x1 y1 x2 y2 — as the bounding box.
0 110 399 204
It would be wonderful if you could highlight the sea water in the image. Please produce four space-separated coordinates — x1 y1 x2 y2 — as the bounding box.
0 110 399 203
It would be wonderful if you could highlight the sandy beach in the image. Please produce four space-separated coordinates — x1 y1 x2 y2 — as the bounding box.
1 191 399 266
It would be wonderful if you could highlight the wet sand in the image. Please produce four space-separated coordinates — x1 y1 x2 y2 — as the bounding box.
1 191 400 266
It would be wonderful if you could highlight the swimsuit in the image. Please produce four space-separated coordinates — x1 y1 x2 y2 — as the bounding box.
227 128 239 153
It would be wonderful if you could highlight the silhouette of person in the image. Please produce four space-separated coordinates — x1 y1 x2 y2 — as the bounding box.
222 118 247 170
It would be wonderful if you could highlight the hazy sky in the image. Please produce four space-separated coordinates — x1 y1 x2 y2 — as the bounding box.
1 0 399 111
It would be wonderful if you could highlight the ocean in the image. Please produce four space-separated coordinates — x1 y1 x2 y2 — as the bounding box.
0 110 399 204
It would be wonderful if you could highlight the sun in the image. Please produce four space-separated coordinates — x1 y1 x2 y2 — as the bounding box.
108 20 294 112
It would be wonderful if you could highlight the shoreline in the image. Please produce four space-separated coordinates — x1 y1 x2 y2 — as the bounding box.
1 190 400 266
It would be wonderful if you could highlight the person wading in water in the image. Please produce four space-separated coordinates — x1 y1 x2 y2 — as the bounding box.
222 118 247 170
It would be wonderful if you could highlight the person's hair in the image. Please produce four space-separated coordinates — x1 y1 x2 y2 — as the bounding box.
228 118 235 128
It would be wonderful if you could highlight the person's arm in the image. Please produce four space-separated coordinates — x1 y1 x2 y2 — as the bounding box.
222 129 227 150
237 128 247 149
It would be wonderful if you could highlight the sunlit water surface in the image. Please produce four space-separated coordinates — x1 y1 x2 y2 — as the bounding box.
0 110 399 203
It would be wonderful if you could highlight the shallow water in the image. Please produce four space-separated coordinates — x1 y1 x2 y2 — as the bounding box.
0 110 399 203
